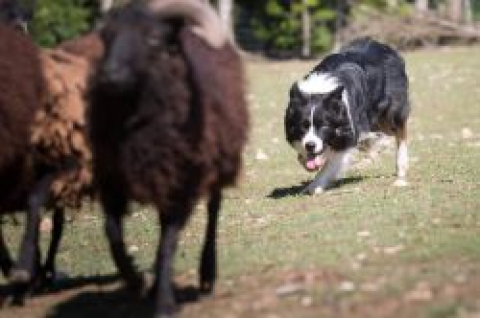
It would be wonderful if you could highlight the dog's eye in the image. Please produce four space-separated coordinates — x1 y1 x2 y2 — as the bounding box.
301 121 310 130
320 126 331 134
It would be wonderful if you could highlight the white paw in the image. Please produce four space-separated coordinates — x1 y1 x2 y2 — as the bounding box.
393 179 408 187
302 184 326 195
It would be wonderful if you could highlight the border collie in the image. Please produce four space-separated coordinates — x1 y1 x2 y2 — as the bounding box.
285 38 410 195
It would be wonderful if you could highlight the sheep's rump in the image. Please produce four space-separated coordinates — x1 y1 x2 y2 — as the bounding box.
179 30 249 192
29 36 104 209
0 25 45 210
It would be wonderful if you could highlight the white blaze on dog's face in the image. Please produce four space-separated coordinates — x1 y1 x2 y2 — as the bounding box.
293 105 325 171
286 72 344 172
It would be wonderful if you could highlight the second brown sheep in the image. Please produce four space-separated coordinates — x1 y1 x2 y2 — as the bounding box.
5 31 104 302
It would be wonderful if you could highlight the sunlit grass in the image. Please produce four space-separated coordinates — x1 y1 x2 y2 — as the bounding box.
1 46 480 318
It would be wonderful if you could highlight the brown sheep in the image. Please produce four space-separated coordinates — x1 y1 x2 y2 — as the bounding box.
88 0 249 316
0 22 46 297
0 30 104 302
32 32 104 209
15 33 104 285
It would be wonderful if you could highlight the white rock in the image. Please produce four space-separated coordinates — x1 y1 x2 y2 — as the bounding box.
462 127 474 139
255 149 269 160
338 281 355 292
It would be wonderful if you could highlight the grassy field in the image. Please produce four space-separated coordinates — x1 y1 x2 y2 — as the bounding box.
1 46 480 318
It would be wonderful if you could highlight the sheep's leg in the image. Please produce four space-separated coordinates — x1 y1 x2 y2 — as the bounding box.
12 176 53 281
103 195 145 294
0 226 13 277
154 212 188 318
11 175 53 303
40 207 65 287
199 189 221 295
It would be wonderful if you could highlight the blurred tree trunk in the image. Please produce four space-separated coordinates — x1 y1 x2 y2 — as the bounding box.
415 0 429 14
301 0 311 58
334 0 349 49
387 0 399 9
98 0 113 13
448 0 462 21
447 0 473 23
464 0 473 24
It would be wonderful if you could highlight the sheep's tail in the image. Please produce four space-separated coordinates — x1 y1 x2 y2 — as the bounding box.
146 0 227 48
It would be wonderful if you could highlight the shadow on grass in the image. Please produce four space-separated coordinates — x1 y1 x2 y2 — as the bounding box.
0 274 202 318
334 176 365 188
267 182 308 198
44 282 201 318
46 286 151 318
268 176 365 199
0 274 119 307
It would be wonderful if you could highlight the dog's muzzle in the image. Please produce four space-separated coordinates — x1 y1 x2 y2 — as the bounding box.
298 151 326 172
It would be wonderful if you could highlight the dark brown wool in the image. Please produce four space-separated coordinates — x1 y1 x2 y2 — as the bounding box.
0 27 104 302
0 24 47 295
88 4 249 315
33 33 104 208
92 30 248 205
0 25 44 212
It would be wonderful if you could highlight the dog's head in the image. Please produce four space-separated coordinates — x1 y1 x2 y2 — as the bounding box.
285 73 356 172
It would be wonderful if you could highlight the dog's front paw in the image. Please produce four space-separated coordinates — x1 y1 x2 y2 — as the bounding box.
302 184 325 195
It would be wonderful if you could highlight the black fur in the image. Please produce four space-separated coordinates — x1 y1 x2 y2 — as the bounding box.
286 37 409 152
285 38 410 193
88 2 248 316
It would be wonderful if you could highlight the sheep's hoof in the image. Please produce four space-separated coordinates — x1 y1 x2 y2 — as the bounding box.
9 294 26 307
155 314 177 318
199 281 214 295
34 268 66 292
9 268 31 284
393 179 408 187
155 303 179 318
155 313 176 318
126 272 150 298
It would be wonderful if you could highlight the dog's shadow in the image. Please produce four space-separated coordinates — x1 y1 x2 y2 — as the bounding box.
268 176 365 199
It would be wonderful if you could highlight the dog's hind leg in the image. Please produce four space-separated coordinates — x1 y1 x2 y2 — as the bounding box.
393 125 408 187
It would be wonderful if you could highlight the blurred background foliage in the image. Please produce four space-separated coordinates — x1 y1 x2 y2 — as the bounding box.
7 0 480 56
29 0 96 47
242 0 336 57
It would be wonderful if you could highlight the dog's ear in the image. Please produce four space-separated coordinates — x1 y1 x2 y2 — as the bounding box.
289 82 306 104
325 85 344 102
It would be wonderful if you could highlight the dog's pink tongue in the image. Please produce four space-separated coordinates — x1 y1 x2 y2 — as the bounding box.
305 156 326 171
306 159 318 170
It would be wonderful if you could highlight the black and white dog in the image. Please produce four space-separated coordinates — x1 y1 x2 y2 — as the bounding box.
285 38 410 194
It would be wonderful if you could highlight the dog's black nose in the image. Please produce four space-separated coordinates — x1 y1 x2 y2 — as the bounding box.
305 142 316 153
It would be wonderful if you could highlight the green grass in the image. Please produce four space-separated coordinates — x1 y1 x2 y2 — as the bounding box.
2 46 480 317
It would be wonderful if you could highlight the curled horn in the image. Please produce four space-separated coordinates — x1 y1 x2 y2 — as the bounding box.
147 0 227 48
